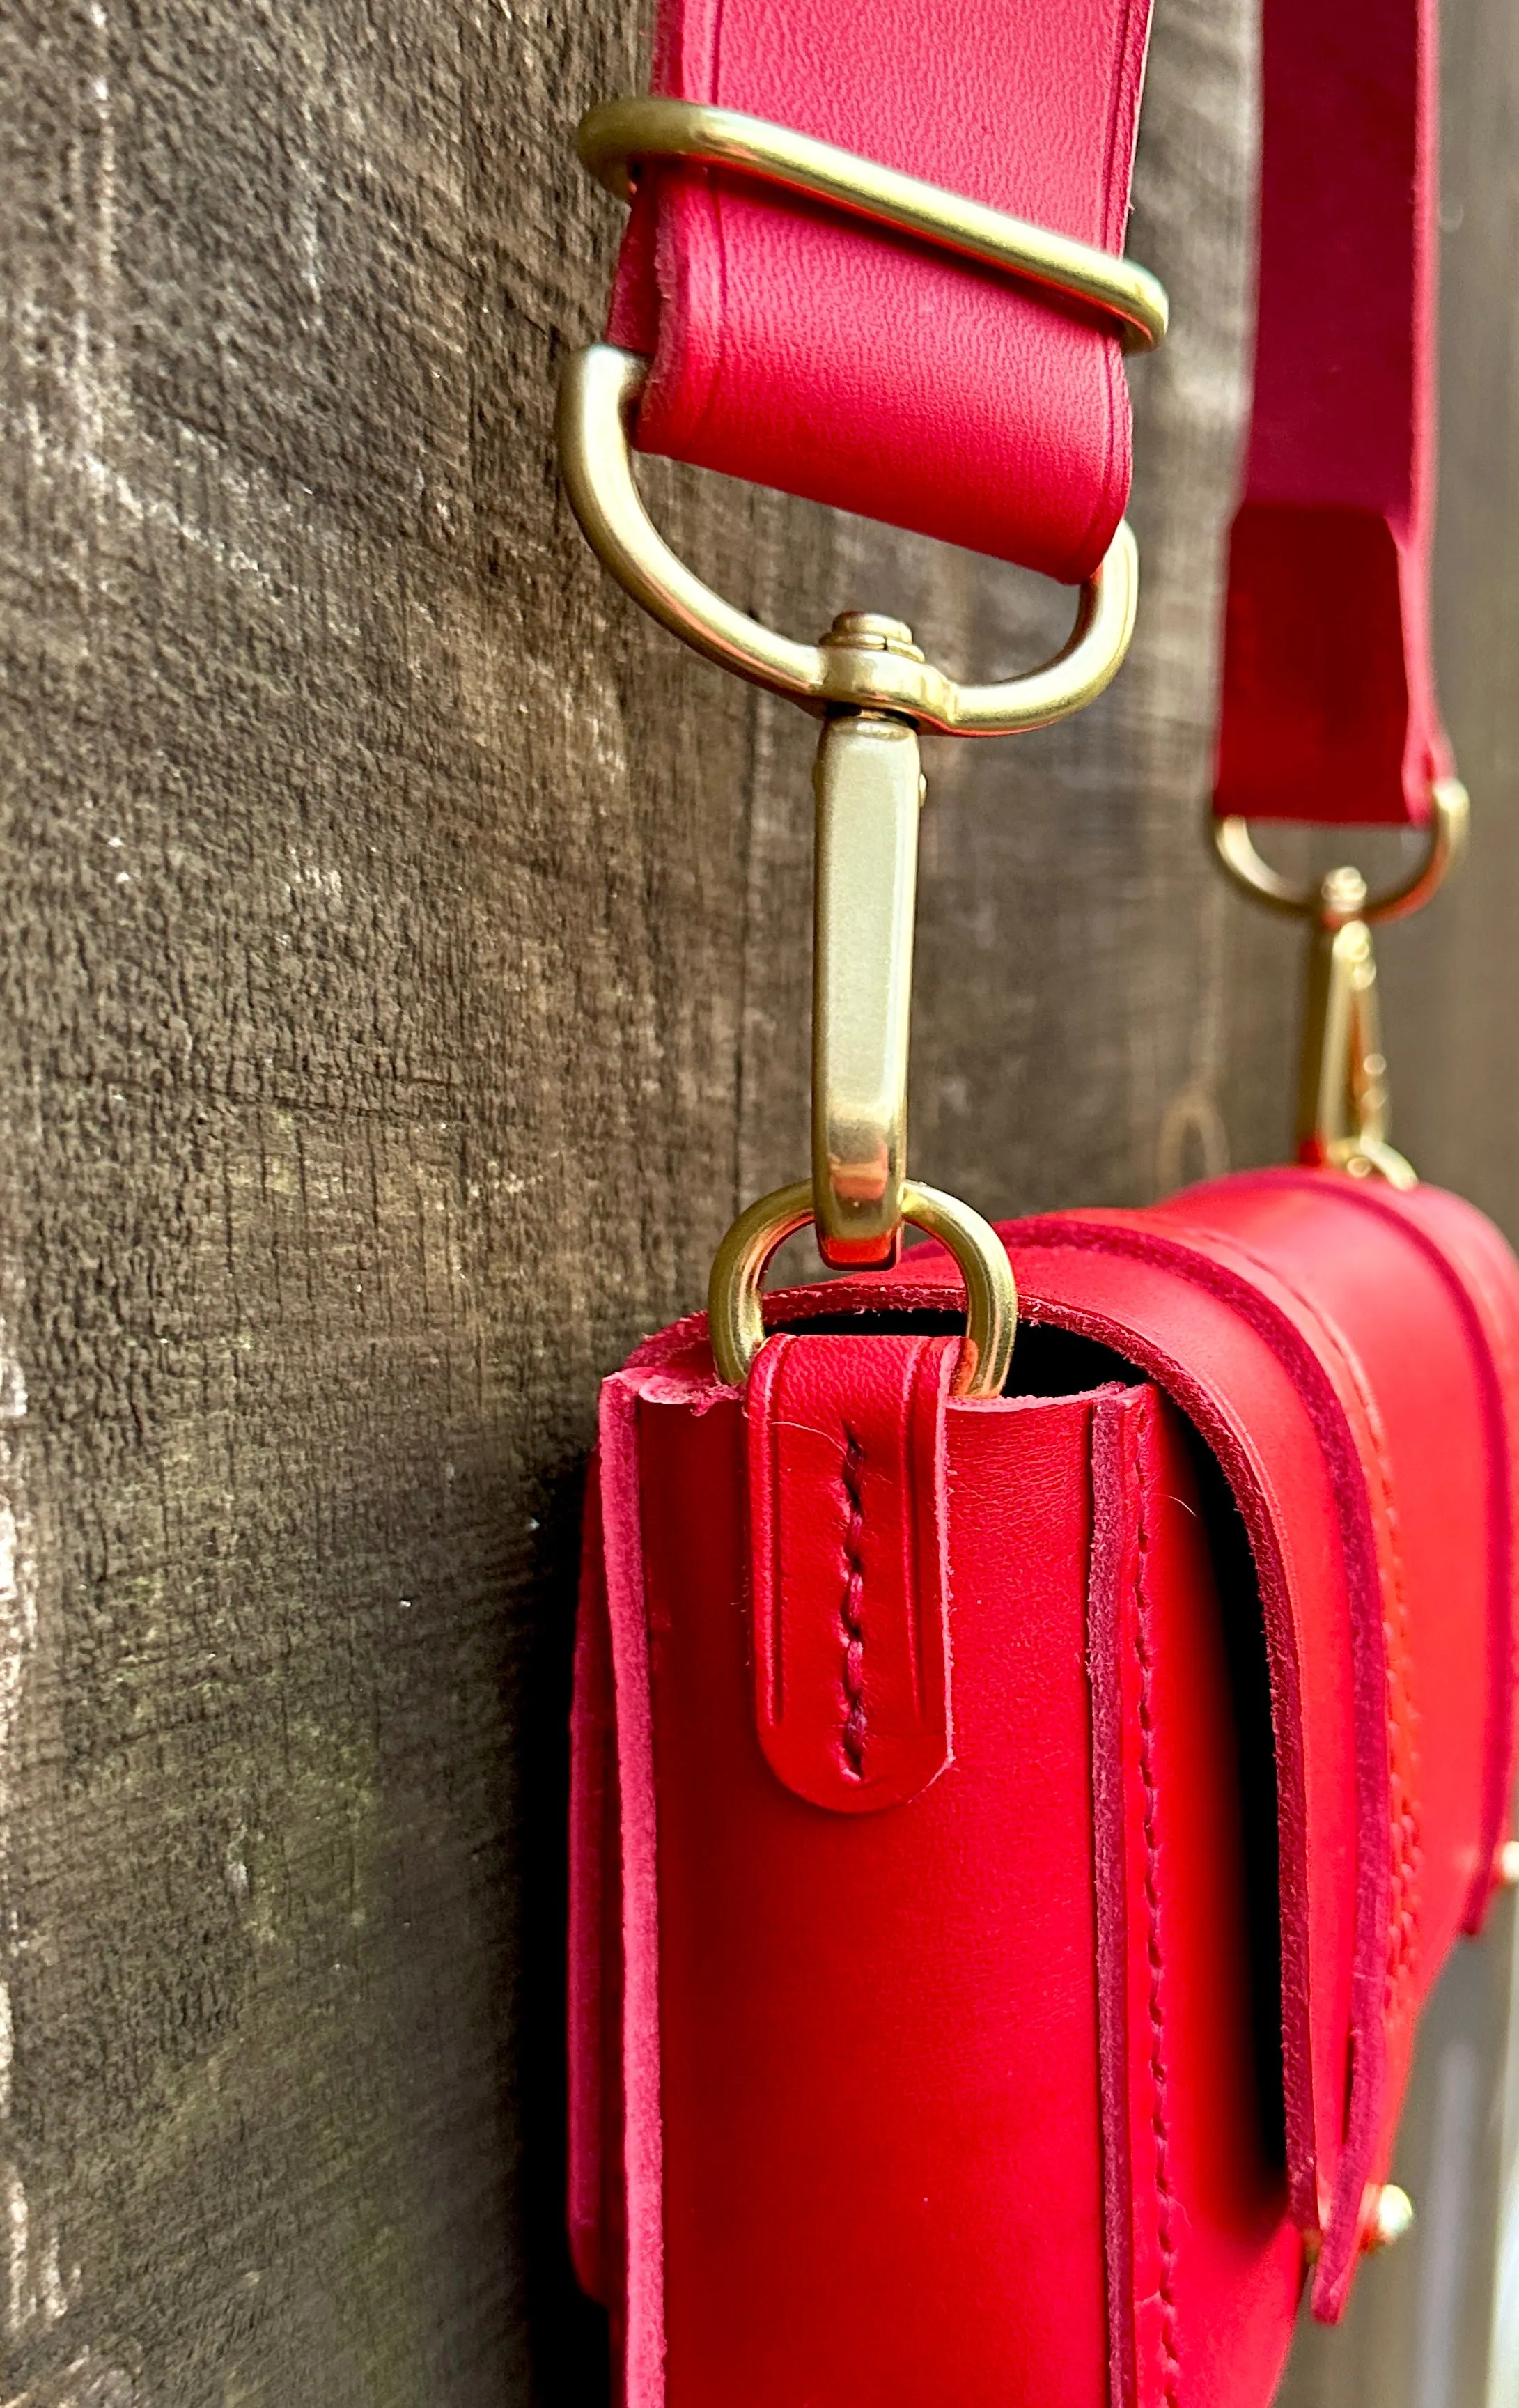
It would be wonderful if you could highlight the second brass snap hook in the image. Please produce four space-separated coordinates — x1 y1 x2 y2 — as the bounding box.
1210 780 1470 1188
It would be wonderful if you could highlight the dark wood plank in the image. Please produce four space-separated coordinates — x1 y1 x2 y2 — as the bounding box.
0 0 1513 2400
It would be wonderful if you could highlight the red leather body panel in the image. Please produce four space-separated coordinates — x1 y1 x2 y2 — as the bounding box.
644 1374 1112 2408
568 1170 1519 2397
1214 0 1446 823
576 1353 1292 2406
747 1333 956 1812
609 0 1152 581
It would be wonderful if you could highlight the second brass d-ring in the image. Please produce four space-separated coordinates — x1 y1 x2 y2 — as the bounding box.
707 1178 1018 1397
1213 779 1470 926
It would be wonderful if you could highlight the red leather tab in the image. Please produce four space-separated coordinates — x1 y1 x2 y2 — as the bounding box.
608 0 1153 581
637 1374 1116 2408
747 1333 955 1812
1214 0 1448 824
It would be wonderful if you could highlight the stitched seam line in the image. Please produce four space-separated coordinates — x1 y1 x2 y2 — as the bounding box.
1312 1342 1421 2030
1307 1177 1513 1923
1359 1378 1421 2032
1132 1412 1181 2405
839 1431 866 1778
1173 1222 1424 2026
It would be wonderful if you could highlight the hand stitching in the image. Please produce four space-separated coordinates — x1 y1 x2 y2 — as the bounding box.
1160 1221 1423 2053
839 1431 867 1779
1133 1406 1183 2405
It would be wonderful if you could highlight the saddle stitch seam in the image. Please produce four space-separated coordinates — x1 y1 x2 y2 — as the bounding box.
1164 1224 1423 2017
839 1428 867 1778
1132 1401 1182 2405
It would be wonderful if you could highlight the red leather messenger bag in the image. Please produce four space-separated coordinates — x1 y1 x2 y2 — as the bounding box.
554 5 1519 2405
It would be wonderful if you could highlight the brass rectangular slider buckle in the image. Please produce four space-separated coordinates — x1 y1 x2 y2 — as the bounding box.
577 98 1168 352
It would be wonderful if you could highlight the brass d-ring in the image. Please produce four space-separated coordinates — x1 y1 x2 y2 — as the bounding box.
1213 779 1470 926
707 1178 1018 1397
556 344 1139 736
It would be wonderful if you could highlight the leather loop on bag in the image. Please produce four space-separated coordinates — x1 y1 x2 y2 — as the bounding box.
747 1333 956 1813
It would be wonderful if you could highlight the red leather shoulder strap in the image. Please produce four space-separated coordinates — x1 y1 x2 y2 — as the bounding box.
608 0 1153 581
602 0 1447 823
1215 0 1447 824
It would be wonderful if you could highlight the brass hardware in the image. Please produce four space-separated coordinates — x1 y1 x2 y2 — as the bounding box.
1363 2184 1415 2253
556 341 1125 1359
1497 1840 1519 1890
561 107 1155 1388
1295 870 1415 1188
1212 782 1469 1187
556 345 1139 734
577 97 1169 352
1213 781 1469 925
707 1177 1018 1398
811 697 923 1268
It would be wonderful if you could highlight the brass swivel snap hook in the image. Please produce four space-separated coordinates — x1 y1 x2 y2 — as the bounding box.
1297 864 1414 1188
559 98 1171 1396
1212 780 1470 1187
707 615 1018 1401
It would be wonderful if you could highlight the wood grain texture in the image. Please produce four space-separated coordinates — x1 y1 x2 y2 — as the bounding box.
0 0 1515 2402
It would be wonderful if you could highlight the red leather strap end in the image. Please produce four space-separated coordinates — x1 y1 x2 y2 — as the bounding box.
1214 0 1449 824
607 0 1153 582
747 1333 956 1813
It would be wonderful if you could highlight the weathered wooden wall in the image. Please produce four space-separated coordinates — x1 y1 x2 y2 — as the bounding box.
1 0 1517 2401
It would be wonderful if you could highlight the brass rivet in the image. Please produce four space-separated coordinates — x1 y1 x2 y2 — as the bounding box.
820 611 926 662
1321 864 1370 926
1365 2184 1415 2252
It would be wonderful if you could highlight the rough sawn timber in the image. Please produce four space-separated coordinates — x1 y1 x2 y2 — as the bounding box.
0 1 1516 2403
